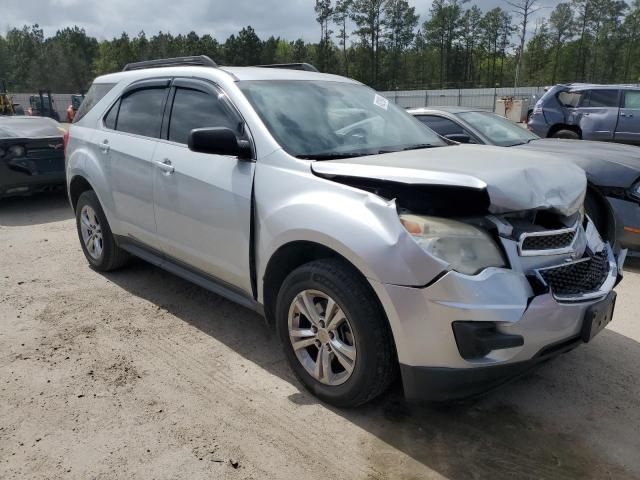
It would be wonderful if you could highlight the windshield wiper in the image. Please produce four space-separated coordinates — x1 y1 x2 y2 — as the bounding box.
377 143 437 154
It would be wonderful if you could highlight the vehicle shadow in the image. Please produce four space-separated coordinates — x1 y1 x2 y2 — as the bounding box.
624 255 640 274
103 261 640 480
0 191 72 226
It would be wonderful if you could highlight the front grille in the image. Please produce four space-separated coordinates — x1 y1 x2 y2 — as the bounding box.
537 250 609 296
521 229 576 252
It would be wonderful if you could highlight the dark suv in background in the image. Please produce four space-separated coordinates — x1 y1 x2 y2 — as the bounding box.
528 84 640 145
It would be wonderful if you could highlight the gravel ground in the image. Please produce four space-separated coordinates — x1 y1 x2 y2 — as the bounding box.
1 192 639 480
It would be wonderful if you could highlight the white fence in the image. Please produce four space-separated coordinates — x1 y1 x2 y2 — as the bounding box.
11 93 73 121
379 86 546 111
10 86 547 121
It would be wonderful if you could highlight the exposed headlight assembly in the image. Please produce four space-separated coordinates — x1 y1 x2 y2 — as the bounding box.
8 145 26 157
399 214 506 275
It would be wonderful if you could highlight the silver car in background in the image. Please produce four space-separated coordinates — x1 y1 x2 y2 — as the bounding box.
66 56 624 406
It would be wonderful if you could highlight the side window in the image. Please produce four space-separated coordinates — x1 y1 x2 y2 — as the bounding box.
168 87 241 145
116 87 168 138
623 91 640 109
558 91 584 108
586 89 619 108
103 100 119 130
416 115 466 137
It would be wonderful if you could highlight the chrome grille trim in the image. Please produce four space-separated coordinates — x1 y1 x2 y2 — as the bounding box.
518 220 581 257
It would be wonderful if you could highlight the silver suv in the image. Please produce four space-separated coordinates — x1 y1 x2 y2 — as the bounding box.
66 56 624 407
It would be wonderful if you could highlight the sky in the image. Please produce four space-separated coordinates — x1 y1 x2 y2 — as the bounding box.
1 0 559 42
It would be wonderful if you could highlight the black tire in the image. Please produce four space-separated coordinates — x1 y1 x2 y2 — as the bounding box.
75 190 129 271
585 190 615 244
552 129 580 140
276 258 397 407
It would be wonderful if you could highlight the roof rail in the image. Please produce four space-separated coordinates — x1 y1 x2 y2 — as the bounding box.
255 63 319 73
122 55 218 72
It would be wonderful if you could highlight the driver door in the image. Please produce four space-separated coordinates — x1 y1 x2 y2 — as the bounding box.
152 79 256 294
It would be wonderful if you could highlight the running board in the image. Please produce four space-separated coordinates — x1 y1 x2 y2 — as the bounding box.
117 237 264 316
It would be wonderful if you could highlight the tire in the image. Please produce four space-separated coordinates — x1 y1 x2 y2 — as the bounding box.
551 129 580 140
276 258 397 407
75 190 129 271
585 190 614 244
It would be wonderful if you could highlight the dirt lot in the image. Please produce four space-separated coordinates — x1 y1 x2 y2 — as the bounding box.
1 192 639 480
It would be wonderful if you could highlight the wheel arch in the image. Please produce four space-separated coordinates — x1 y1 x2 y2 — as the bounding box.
548 123 582 139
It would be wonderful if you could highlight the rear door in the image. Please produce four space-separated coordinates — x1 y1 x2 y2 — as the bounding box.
573 89 621 141
615 90 640 145
98 79 170 250
152 78 255 294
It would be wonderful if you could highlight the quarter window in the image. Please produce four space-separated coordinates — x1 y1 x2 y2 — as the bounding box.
73 83 116 123
116 87 168 138
168 87 241 145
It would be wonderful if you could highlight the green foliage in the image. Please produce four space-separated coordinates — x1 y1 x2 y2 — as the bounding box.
2 0 640 93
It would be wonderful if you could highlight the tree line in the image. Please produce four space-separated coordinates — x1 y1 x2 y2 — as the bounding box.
1 0 639 94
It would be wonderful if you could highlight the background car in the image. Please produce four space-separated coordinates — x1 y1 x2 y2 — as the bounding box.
528 83 640 144
0 116 66 198
410 106 640 252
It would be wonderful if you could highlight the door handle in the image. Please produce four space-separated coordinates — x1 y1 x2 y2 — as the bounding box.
155 159 175 174
99 140 110 153
621 113 634 118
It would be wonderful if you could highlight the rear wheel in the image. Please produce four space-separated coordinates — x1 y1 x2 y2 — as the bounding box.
276 259 397 407
75 190 129 271
552 129 580 140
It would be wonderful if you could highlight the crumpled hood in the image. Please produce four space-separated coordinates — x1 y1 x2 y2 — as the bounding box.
516 139 640 188
0 116 64 140
311 145 587 216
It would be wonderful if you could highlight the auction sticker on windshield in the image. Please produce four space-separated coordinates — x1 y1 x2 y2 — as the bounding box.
374 93 389 110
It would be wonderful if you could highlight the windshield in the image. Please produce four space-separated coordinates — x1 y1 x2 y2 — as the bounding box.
238 80 445 159
457 111 539 147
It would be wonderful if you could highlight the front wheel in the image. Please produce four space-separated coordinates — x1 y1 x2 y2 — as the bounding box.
276 259 397 407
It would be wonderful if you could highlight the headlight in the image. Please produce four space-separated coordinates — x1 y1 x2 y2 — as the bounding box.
8 145 25 157
399 214 506 275
630 180 640 202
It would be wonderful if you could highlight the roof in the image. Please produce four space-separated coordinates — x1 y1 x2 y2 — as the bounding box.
94 65 359 85
562 83 640 91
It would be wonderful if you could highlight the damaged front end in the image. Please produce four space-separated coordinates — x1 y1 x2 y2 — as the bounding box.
311 149 624 400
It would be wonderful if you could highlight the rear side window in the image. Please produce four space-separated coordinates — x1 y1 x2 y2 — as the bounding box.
623 91 640 109
415 115 466 137
73 83 116 123
557 91 584 108
585 89 619 108
103 101 119 130
168 87 241 144
116 88 168 138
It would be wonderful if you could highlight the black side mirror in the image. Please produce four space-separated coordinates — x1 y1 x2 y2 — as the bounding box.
188 127 253 160
445 133 474 144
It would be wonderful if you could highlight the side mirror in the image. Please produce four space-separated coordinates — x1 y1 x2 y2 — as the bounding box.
445 133 474 144
188 127 253 160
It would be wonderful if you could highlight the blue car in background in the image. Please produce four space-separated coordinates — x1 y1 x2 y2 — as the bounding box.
528 84 640 145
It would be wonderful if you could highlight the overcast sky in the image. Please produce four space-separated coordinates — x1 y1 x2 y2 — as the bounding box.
1 0 559 42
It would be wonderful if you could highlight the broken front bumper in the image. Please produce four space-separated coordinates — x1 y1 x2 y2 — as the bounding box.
370 244 623 402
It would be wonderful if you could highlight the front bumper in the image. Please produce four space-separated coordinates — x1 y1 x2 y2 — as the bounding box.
608 196 640 251
370 245 622 402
